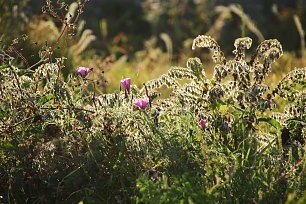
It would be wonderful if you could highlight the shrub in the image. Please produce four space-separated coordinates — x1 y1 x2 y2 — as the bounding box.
0 1 305 203
0 33 305 203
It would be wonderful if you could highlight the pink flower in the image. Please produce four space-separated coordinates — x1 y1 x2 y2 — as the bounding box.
121 78 131 96
76 67 93 78
134 98 150 110
199 119 206 128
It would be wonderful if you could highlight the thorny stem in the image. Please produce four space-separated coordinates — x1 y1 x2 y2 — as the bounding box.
143 83 152 108
92 94 98 112
256 135 278 156
40 106 95 113
283 159 304 177
11 45 29 68
275 159 305 183
0 116 35 134
9 63 23 95
9 64 35 107
28 57 49 70
49 24 68 62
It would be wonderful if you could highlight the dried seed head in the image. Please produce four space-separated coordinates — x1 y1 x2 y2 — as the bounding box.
192 35 226 64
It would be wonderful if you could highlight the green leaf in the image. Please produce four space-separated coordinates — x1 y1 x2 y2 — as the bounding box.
18 69 35 76
0 108 8 119
39 94 55 106
258 117 282 129
0 65 9 71
22 81 31 89
219 104 228 113
286 118 306 126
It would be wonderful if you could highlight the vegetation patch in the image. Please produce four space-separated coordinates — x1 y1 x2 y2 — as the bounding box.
0 1 305 203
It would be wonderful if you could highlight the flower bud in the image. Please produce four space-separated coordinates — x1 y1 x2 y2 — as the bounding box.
121 78 131 96
199 119 206 128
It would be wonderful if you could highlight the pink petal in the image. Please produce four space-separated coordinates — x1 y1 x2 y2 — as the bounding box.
76 67 93 78
121 78 131 93
134 98 150 110
199 119 206 128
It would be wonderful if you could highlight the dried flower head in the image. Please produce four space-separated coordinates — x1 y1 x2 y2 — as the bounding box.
192 35 226 64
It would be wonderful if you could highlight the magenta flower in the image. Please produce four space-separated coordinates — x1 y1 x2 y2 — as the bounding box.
199 119 206 128
134 98 150 110
76 67 93 78
121 78 131 96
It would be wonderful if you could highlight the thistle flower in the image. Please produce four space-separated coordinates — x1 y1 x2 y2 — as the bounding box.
134 98 149 110
121 78 131 97
199 119 206 128
76 67 93 78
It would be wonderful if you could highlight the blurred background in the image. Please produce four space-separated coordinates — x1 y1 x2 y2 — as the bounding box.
1 0 305 92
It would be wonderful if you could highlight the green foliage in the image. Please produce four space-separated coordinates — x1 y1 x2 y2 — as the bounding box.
0 1 305 202
138 35 305 203
1 33 305 203
136 173 215 204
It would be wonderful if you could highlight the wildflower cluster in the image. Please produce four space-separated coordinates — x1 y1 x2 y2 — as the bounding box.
0 34 305 203
143 35 305 151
